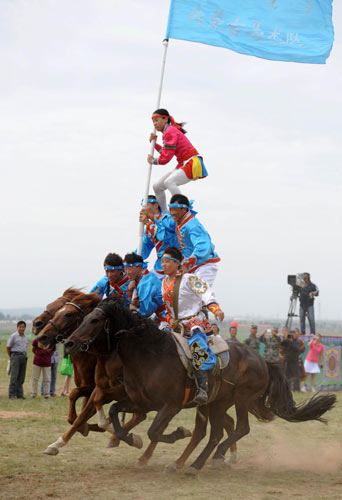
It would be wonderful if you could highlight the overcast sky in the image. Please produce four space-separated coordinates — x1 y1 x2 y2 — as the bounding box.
1 1 341 322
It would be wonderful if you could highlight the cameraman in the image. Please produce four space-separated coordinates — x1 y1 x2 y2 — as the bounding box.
299 273 319 335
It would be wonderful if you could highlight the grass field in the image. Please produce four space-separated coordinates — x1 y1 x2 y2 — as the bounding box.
0 340 341 500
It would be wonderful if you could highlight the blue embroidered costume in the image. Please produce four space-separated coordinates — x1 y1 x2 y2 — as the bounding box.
141 212 180 276
90 275 129 307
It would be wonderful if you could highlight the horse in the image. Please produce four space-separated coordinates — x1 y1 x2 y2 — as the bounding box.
32 287 81 335
37 293 151 455
37 291 102 429
65 299 336 474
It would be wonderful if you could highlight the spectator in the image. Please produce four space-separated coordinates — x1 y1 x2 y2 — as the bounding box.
31 337 55 398
6 321 29 399
302 334 324 392
244 324 260 353
294 328 306 386
281 330 301 391
61 344 73 396
41 343 60 397
227 321 240 344
211 324 222 338
259 327 281 363
299 272 319 335
279 327 289 366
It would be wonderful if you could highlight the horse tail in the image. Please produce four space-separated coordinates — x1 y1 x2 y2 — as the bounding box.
264 361 336 423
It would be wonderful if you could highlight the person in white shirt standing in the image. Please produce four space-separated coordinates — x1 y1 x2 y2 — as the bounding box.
7 321 29 399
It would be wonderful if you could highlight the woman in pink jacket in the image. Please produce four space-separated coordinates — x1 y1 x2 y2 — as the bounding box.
147 109 208 212
302 334 324 392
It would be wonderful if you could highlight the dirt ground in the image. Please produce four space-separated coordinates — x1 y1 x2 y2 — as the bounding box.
1 345 341 500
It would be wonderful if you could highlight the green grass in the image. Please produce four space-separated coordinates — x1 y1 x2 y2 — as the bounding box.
0 342 341 500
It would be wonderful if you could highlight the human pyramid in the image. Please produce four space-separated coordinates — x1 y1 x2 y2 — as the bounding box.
90 108 224 405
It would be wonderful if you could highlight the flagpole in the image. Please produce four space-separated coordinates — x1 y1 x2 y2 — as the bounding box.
137 38 169 256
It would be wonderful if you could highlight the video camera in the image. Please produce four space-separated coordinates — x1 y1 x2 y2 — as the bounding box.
287 273 306 293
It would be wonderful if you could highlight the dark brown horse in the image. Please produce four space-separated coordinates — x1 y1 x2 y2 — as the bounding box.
65 299 336 474
32 287 81 334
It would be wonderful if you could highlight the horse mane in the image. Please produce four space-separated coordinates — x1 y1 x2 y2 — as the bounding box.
99 298 176 355
72 291 102 308
62 287 83 299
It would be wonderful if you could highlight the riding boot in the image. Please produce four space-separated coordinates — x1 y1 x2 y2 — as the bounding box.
193 370 209 405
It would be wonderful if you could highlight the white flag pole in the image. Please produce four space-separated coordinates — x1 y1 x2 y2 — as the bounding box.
137 39 169 256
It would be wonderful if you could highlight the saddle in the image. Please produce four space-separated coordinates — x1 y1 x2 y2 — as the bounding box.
171 331 230 377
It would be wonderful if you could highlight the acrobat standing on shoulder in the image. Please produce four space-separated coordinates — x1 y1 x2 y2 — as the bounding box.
147 108 208 213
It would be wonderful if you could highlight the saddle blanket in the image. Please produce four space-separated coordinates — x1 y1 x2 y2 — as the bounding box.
171 331 229 372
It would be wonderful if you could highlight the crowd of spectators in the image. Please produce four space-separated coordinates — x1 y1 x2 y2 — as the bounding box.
6 321 63 400
225 320 325 392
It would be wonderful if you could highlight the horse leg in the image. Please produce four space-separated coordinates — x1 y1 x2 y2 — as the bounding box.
164 405 209 473
67 385 93 425
107 412 147 449
185 400 226 475
223 413 238 464
44 390 99 455
212 398 250 464
146 403 189 445
108 399 144 449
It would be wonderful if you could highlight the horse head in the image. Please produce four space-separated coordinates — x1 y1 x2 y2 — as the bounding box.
32 287 81 335
64 297 129 355
37 291 101 348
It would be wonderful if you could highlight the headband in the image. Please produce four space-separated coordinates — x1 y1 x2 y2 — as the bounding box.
151 113 182 131
168 199 197 216
124 262 148 269
162 254 182 264
141 197 158 206
104 265 123 271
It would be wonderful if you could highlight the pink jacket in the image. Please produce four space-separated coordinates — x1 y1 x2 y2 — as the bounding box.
153 125 198 168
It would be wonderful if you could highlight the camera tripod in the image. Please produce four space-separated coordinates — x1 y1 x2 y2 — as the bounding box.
285 289 300 330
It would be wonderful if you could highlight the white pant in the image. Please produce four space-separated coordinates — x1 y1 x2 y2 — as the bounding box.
31 365 51 397
153 168 191 213
194 262 218 287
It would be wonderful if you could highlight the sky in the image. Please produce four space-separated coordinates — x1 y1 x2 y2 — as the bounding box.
1 0 341 321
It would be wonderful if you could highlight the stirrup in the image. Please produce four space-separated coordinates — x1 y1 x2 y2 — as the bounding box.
193 388 208 405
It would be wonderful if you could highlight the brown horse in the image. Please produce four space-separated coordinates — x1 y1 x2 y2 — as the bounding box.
32 287 81 334
37 291 102 428
65 299 336 474
37 293 149 455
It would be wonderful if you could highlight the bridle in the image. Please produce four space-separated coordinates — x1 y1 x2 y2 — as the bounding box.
48 301 85 343
79 307 112 353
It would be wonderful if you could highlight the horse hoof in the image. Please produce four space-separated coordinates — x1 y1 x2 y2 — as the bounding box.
184 466 199 476
106 437 120 448
211 458 230 470
79 424 89 437
178 426 192 438
227 453 238 464
136 459 148 467
132 434 143 449
43 446 59 456
164 462 178 473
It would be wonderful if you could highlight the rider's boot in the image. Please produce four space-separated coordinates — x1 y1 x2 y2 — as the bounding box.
193 370 209 405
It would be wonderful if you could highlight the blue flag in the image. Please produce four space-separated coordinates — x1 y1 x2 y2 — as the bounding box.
166 0 334 64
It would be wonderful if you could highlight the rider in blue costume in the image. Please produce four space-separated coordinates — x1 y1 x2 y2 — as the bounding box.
124 253 167 326
139 195 180 278
90 253 129 307
168 194 220 287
